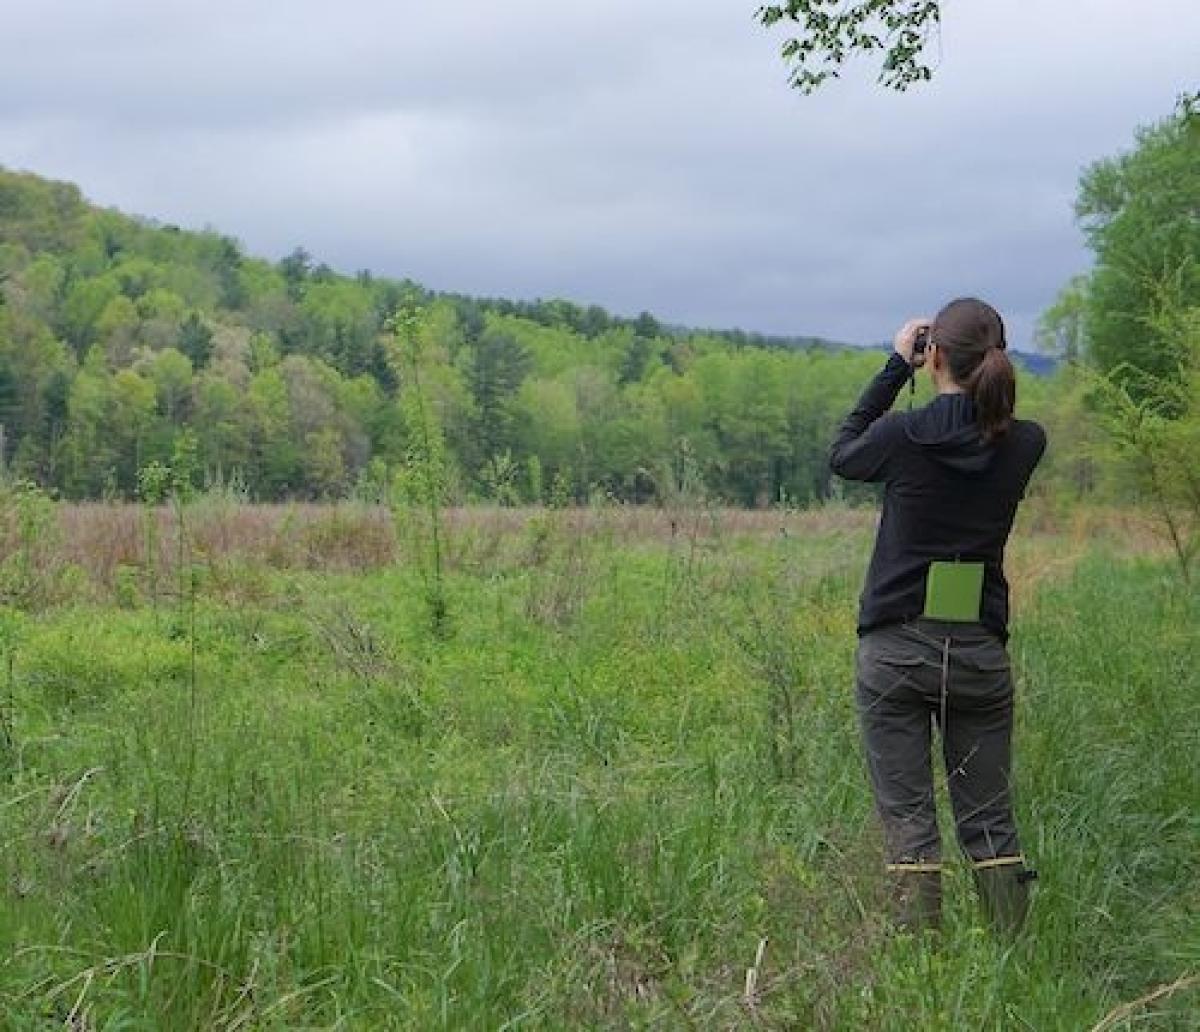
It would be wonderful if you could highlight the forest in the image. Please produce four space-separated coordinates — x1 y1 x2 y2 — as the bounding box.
0 167 858 506
5 100 1192 512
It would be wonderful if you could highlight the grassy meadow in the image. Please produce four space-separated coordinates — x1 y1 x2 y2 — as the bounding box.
0 500 1196 1029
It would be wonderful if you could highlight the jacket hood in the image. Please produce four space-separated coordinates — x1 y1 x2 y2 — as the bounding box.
903 393 995 473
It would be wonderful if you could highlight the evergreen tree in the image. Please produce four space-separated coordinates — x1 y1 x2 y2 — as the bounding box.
465 330 532 473
179 311 214 368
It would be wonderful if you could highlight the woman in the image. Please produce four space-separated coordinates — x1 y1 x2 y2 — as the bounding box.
829 297 1046 933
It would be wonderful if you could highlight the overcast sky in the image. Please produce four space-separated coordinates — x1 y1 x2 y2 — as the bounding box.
4 1 1197 348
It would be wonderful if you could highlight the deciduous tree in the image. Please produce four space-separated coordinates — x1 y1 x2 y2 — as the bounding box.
757 0 940 93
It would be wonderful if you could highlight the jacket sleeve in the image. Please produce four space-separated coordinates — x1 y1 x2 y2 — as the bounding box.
829 353 911 483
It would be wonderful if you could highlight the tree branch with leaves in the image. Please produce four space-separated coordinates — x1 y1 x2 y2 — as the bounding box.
757 0 941 93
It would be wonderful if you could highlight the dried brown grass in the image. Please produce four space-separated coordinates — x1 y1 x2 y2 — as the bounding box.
56 503 396 590
1007 505 1171 607
0 502 1165 603
51 504 878 586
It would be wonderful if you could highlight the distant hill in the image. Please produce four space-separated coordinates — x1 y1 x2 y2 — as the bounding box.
0 166 1067 505
1012 351 1059 376
863 342 1058 377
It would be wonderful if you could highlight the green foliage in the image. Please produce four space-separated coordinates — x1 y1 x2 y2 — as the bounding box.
0 479 73 609
178 311 213 368
1035 273 1089 364
1032 96 1200 521
1092 298 1200 580
0 162 1145 512
1075 97 1199 390
526 453 544 504
389 307 452 638
170 427 200 501
463 327 531 475
3 165 916 508
480 449 521 506
757 0 940 93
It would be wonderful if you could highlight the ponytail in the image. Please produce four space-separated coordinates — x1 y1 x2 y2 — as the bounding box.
931 297 1017 444
968 345 1016 443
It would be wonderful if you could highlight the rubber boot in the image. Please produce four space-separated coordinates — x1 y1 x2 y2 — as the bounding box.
889 870 942 932
973 861 1036 936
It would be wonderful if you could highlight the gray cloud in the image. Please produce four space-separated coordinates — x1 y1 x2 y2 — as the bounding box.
5 0 1198 348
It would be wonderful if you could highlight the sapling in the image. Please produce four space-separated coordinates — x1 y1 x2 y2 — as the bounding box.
387 305 452 639
1092 288 1199 582
138 461 171 620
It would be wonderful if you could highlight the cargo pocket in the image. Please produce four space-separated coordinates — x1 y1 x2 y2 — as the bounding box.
857 638 928 698
951 640 1012 701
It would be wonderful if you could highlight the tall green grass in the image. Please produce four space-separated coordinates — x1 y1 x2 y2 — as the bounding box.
0 524 1195 1029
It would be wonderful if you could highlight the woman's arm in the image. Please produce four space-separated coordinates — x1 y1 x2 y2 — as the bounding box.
829 319 927 483
828 354 910 481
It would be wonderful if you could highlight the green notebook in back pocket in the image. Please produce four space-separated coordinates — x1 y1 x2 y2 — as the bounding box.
923 561 984 622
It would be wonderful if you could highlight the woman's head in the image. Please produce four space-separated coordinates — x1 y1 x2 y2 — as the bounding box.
930 297 1016 443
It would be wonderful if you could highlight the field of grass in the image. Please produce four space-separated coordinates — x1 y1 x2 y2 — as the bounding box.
0 503 1196 1029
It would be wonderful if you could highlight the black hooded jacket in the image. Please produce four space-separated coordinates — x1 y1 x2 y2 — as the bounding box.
830 353 1046 641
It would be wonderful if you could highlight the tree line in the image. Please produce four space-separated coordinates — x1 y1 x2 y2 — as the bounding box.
0 98 1193 508
0 172 882 505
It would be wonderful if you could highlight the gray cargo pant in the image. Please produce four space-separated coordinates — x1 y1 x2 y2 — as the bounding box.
855 618 1024 873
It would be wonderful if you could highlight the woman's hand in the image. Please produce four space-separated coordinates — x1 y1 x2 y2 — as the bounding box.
894 318 932 367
